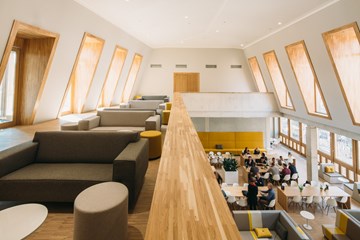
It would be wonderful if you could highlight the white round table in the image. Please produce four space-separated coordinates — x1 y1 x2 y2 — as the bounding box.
0 203 48 239
300 210 315 230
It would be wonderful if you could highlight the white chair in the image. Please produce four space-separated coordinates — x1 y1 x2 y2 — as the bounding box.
265 199 276 210
236 197 248 210
282 183 288 187
221 183 228 189
243 183 249 188
289 195 303 210
290 181 298 187
233 183 239 187
304 196 313 209
311 180 318 187
325 198 338 215
262 172 270 184
217 152 222 156
272 174 281 186
336 196 348 209
304 184 311 187
282 174 291 184
209 151 214 156
313 196 323 213
291 173 299 182
227 195 237 210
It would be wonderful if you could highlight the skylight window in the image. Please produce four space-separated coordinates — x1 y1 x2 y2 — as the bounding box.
248 57 267 92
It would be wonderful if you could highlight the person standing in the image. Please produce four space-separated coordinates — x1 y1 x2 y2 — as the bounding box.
247 178 258 210
289 162 298 178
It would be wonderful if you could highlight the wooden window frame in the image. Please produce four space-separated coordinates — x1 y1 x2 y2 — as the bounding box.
322 22 360 126
285 40 331 119
121 53 143 103
248 56 268 92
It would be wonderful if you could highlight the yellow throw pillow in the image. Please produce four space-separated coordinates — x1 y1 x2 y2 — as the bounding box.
254 228 272 238
325 166 335 173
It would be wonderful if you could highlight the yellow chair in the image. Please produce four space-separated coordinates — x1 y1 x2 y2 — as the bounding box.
162 110 171 125
165 102 172 110
140 130 162 160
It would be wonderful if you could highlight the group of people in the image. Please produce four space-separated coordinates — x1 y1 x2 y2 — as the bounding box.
246 181 275 210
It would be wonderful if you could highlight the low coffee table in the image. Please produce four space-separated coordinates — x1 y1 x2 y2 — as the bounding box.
300 210 315 230
0 203 48 239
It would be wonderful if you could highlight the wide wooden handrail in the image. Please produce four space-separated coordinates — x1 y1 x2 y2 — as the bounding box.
145 93 241 239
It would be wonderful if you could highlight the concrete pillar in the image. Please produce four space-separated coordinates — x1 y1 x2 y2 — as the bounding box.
306 125 318 181
264 117 272 149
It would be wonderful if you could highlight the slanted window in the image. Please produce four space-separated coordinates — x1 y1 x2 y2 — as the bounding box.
60 33 104 115
323 22 360 125
335 134 353 166
263 51 294 110
290 120 299 141
317 128 331 155
285 41 330 118
98 46 127 107
280 117 288 135
248 57 267 92
121 54 142 103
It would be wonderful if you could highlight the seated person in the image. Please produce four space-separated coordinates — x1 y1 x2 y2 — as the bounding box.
268 162 280 177
280 164 291 179
259 183 275 209
289 162 297 177
267 157 275 166
277 156 284 166
261 152 268 160
253 147 260 155
245 156 255 167
256 156 267 165
242 147 250 155
250 162 259 176
255 172 264 186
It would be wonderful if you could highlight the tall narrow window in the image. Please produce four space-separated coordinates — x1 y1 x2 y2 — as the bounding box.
323 22 360 125
290 120 299 141
302 123 307 144
263 51 294 110
280 117 288 135
60 33 104 115
317 128 331 155
0 50 17 127
335 134 353 166
248 57 267 92
286 41 330 118
121 54 142 103
99 46 127 107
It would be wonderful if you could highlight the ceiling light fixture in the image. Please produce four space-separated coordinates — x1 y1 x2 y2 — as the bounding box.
215 30 219 33
184 16 189 19
278 22 282 25
240 44 244 47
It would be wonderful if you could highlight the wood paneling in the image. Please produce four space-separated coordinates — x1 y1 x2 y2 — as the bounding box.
59 33 104 115
98 46 127 107
145 93 240 240
248 57 267 92
323 22 360 126
285 40 331 119
121 53 142 103
0 20 59 126
263 50 295 110
173 72 200 92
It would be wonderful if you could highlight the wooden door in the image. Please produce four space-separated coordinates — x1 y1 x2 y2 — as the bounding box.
173 72 200 92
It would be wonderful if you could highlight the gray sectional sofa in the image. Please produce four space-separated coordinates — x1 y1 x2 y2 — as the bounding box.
78 110 160 132
0 131 149 207
120 100 164 110
323 209 360 240
233 210 310 240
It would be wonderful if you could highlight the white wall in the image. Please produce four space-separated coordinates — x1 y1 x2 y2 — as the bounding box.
244 0 360 136
0 0 152 123
136 48 256 99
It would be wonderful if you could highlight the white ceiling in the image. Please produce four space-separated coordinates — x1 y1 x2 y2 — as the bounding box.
74 0 337 49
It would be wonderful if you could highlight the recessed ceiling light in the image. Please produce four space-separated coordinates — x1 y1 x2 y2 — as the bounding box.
215 30 219 33
278 22 282 25
184 16 189 19
240 44 244 47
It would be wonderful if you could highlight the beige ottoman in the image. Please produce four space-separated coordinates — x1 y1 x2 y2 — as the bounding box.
60 122 78 130
74 182 128 240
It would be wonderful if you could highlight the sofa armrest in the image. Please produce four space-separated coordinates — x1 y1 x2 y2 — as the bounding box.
0 141 38 178
120 103 130 109
145 115 160 131
113 138 149 206
78 116 100 130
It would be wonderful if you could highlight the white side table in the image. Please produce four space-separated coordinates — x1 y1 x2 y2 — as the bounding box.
300 210 315 230
0 203 48 239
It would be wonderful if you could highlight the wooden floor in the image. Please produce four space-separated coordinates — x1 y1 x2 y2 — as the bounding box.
1 113 360 240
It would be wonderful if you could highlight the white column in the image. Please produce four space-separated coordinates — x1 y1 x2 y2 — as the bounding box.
264 117 272 149
306 125 318 181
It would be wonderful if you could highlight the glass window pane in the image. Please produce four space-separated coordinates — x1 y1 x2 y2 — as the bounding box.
335 134 353 166
248 57 267 92
280 117 288 135
0 50 17 124
302 123 307 144
317 128 331 155
290 120 299 141
122 54 142 103
315 84 327 114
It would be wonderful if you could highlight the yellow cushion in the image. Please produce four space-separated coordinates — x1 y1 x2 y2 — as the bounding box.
254 228 272 238
325 166 335 173
165 102 172 110
133 95 142 100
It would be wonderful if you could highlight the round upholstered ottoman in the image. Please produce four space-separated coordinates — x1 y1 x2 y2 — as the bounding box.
74 182 128 240
140 130 162 160
60 122 78 130
165 102 172 110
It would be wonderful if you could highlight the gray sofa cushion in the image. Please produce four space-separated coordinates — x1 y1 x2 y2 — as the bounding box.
275 221 288 240
33 131 139 163
97 110 155 127
91 127 145 132
129 100 163 109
